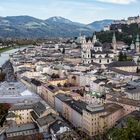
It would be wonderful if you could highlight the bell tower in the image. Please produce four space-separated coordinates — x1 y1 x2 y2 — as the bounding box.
92 32 97 44
136 34 140 53
112 32 117 53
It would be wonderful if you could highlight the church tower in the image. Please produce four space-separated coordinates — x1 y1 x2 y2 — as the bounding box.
130 40 135 50
92 32 97 44
82 35 86 44
136 34 140 53
79 30 82 37
112 32 117 53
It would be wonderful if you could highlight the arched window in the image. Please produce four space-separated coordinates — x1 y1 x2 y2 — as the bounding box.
72 76 76 80
107 59 109 63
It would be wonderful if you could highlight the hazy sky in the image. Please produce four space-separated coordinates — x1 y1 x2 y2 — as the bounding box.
0 0 140 23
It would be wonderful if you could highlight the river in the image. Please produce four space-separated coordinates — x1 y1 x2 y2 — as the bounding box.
0 46 27 67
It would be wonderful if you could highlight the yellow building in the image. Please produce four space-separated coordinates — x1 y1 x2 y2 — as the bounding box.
82 103 123 136
54 93 124 137
7 104 33 125
41 84 69 108
108 61 137 73
7 101 57 126
48 78 68 86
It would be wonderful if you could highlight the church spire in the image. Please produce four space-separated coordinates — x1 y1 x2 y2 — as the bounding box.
136 34 140 53
79 30 82 37
112 32 116 42
136 34 140 42
112 32 117 52
130 40 135 50
92 32 97 44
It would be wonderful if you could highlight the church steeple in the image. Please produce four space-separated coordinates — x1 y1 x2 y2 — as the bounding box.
130 40 135 50
92 32 97 44
136 34 140 53
112 32 117 52
79 30 82 37
136 34 140 42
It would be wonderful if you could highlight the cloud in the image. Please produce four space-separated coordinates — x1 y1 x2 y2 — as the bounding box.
0 0 106 23
96 0 137 4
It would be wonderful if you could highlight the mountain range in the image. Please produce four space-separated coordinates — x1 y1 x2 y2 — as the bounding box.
0 16 113 39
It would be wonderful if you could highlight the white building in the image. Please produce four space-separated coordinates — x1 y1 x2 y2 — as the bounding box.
81 34 115 64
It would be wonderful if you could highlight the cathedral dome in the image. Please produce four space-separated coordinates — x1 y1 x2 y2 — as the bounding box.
94 41 102 47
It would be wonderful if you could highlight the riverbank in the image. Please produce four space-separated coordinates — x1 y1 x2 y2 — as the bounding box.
0 45 27 53
0 45 29 66
0 47 13 53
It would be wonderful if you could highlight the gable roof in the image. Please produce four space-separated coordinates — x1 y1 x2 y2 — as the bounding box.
108 61 137 68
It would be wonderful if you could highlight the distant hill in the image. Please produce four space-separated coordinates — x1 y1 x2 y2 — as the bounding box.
96 23 140 45
0 15 114 39
87 19 113 31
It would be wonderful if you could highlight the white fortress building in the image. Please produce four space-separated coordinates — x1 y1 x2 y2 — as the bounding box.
114 15 140 25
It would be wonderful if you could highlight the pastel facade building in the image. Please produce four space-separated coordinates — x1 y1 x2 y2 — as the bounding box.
41 84 67 108
108 61 137 73
7 104 33 125
54 93 124 137
48 78 68 86
55 93 85 128
82 103 123 136
7 101 56 127
124 86 140 100
107 97 140 116
6 123 39 138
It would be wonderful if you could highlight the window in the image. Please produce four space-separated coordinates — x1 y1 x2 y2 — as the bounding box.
99 59 101 63
107 59 109 63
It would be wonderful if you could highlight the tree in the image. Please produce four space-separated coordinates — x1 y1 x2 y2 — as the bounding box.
118 52 130 61
109 117 140 140
118 52 124 61
57 83 62 87
64 83 68 87
59 131 79 140
51 73 59 79
123 53 127 61
0 103 11 126
0 72 5 81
